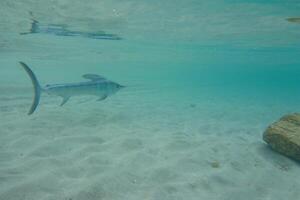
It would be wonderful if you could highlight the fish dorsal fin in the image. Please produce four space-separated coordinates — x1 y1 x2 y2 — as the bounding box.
82 74 106 81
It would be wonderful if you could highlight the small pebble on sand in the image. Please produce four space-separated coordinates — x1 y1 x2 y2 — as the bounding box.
190 104 196 108
210 161 221 168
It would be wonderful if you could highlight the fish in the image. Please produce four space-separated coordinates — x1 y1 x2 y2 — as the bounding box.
19 62 124 115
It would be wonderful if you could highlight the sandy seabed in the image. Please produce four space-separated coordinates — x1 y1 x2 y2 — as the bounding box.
0 86 300 200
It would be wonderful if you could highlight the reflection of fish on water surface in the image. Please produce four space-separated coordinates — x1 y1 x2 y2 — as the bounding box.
20 19 122 40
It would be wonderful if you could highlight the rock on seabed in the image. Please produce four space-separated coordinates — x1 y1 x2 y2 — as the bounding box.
286 17 300 23
263 113 300 162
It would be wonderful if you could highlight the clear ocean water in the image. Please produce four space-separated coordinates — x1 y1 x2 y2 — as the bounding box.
1 1 300 200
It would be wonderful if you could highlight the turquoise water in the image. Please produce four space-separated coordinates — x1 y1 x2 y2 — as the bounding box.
1 1 300 199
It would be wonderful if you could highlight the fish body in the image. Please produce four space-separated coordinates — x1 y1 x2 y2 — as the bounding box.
19 62 124 115
44 80 122 99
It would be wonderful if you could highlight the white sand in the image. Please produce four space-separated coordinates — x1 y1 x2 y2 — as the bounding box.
0 85 300 200
0 1 300 198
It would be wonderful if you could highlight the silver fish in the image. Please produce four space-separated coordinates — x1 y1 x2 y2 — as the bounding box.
20 62 124 115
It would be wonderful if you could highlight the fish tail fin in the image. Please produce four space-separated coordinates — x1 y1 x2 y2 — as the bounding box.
19 62 41 115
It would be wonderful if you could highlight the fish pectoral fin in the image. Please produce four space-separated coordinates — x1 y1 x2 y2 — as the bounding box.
97 95 107 101
60 96 70 106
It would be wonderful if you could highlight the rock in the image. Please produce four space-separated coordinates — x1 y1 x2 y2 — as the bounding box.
263 113 300 161
286 17 300 24
210 161 220 168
